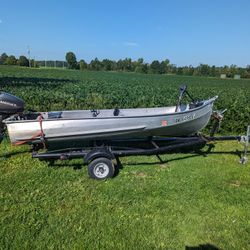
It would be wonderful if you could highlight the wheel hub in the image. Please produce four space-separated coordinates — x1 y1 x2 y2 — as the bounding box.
94 162 109 178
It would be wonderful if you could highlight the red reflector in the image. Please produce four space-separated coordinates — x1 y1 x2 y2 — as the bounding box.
161 120 168 126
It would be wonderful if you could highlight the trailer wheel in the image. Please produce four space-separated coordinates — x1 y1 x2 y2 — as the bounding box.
88 157 115 180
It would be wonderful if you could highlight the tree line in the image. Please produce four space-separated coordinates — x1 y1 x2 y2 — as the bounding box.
0 53 38 67
1 52 250 78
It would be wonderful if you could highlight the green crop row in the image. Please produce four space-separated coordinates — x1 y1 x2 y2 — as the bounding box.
0 66 249 134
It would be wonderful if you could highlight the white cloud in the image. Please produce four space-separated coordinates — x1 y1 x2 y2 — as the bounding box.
123 41 139 47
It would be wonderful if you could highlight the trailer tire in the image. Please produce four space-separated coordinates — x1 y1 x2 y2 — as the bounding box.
88 157 115 180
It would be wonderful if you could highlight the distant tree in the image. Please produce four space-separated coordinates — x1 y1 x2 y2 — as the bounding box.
177 67 184 75
209 65 217 77
0 53 8 65
137 58 144 64
116 59 124 71
135 64 148 74
246 65 250 73
182 66 194 76
181 66 188 76
133 58 147 73
102 59 114 71
5 55 17 65
159 62 166 74
111 61 117 71
167 64 177 74
133 58 142 69
30 59 38 67
228 64 238 78
18 55 29 67
150 60 161 74
79 59 88 70
199 64 210 76
159 59 170 74
122 58 133 71
187 65 195 76
113 58 133 71
242 65 250 78
221 65 231 77
66 52 77 69
132 58 141 70
89 58 102 71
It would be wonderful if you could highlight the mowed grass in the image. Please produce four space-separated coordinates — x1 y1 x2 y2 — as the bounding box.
0 139 249 250
0 67 250 249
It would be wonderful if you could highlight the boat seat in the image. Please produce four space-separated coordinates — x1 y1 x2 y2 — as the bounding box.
91 109 100 117
189 101 203 109
48 111 62 119
113 108 120 116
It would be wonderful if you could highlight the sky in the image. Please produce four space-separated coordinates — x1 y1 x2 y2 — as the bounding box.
0 0 250 66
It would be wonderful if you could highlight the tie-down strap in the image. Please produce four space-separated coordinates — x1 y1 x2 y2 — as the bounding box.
15 114 46 148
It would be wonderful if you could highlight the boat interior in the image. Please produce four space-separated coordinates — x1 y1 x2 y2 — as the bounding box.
39 101 204 120
5 101 205 122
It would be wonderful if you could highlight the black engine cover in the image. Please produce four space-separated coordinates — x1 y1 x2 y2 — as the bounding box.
0 92 24 116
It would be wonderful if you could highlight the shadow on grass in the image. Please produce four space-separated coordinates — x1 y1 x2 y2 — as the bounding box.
0 76 75 89
120 145 248 167
123 153 200 166
185 243 220 250
0 149 31 159
113 146 249 176
47 160 83 170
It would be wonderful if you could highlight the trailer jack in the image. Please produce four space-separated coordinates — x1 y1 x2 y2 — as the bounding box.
240 126 250 164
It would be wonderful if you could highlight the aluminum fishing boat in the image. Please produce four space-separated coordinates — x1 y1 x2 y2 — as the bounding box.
1 86 217 147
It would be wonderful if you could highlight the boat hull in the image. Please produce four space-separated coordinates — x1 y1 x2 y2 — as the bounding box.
5 98 216 146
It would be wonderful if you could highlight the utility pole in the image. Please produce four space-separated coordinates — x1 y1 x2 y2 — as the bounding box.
27 46 31 67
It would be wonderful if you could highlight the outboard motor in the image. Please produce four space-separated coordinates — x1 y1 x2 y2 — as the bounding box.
0 92 25 143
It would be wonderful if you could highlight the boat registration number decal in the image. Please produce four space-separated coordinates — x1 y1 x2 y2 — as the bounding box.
176 113 196 123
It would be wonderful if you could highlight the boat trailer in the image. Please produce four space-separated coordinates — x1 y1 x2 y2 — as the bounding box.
32 126 250 180
0 89 249 180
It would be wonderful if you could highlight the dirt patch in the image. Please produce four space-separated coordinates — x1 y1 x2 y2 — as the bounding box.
230 180 241 187
136 172 147 178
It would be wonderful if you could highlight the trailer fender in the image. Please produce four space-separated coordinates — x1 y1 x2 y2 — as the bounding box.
84 148 115 164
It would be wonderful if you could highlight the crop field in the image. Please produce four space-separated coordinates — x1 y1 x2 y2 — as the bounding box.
0 65 249 133
0 66 250 249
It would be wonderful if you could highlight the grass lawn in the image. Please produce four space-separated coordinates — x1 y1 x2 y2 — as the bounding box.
0 139 249 249
0 66 249 249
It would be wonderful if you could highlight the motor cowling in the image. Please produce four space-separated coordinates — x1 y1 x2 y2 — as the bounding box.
0 92 24 116
0 92 25 142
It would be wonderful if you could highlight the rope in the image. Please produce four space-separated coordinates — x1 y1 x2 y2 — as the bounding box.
15 114 46 148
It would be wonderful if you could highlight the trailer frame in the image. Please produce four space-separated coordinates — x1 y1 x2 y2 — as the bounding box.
32 127 249 180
